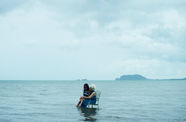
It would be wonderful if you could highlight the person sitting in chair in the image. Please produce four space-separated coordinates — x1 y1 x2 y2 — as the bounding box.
77 83 90 107
77 84 96 107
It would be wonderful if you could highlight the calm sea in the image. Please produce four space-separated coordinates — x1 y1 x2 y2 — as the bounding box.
0 80 186 122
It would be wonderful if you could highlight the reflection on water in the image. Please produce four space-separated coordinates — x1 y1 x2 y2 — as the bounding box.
78 107 98 121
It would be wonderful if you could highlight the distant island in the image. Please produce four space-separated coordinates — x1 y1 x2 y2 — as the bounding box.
167 78 186 80
115 74 186 80
76 79 88 81
115 74 147 80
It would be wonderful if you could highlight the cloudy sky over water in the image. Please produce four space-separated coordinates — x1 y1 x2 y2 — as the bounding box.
0 0 186 80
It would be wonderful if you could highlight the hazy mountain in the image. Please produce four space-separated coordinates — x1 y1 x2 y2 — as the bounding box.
115 75 186 80
115 74 147 80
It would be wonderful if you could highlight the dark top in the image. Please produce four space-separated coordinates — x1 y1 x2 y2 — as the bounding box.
83 91 89 97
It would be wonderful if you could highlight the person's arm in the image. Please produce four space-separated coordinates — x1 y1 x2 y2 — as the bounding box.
83 92 96 99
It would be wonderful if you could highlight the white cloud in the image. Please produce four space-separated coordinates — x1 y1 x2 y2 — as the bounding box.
0 2 80 49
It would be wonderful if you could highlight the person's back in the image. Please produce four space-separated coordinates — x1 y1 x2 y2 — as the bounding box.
89 91 96 104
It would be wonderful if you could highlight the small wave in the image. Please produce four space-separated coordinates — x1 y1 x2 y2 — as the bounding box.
0 107 13 110
0 119 11 122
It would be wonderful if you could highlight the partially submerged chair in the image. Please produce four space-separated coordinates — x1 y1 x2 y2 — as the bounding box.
87 90 101 108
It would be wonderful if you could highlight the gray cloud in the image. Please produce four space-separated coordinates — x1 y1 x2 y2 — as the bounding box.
0 0 186 79
0 0 25 14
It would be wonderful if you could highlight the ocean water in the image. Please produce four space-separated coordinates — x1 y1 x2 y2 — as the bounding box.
0 80 186 122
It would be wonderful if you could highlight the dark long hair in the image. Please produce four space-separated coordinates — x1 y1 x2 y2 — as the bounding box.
83 83 89 92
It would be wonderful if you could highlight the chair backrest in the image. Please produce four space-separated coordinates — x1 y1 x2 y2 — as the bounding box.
96 90 101 101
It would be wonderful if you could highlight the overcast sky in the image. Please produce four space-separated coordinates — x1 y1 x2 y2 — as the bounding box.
0 0 186 80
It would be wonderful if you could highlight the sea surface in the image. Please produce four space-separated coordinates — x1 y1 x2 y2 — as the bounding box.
0 80 186 122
